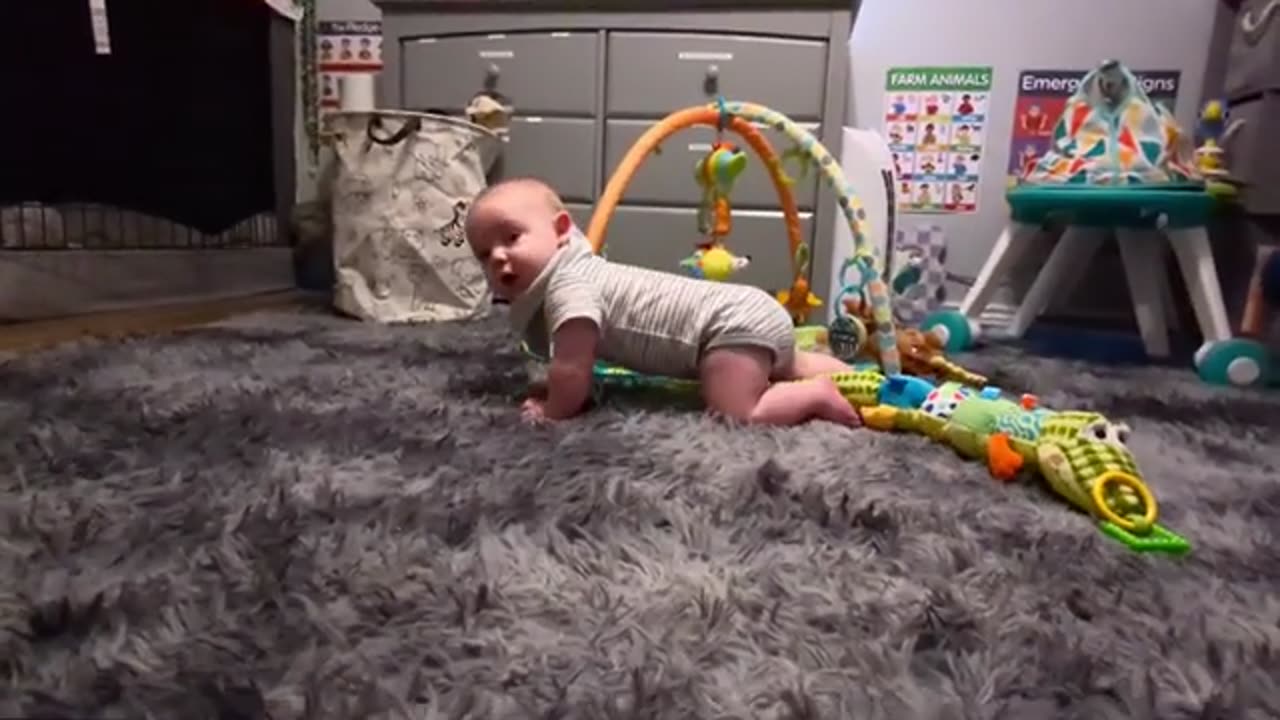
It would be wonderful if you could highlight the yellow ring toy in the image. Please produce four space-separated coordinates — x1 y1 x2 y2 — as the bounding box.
1090 470 1157 532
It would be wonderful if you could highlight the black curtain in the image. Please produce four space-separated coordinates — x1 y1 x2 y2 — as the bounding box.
0 0 277 235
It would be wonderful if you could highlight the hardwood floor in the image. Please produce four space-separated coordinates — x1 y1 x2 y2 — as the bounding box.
0 290 326 355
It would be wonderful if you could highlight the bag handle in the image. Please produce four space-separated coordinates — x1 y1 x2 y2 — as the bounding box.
366 115 421 146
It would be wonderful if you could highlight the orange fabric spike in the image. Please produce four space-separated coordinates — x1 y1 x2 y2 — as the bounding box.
1117 125 1137 150
1068 103 1091 135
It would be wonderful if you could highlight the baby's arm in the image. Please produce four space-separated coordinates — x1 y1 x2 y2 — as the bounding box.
544 318 598 419
539 270 603 420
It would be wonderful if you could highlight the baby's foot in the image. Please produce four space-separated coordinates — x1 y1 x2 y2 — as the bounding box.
810 376 863 427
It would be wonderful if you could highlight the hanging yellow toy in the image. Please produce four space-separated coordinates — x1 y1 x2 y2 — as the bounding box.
680 141 751 282
679 244 751 281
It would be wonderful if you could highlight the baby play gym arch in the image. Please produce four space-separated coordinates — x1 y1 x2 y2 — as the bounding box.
584 99 904 377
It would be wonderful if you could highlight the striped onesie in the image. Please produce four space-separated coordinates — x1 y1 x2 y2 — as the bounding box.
509 230 796 379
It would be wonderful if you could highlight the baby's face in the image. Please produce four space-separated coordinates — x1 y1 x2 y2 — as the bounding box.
465 185 569 299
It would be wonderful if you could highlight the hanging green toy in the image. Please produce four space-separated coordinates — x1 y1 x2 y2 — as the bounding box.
694 142 748 237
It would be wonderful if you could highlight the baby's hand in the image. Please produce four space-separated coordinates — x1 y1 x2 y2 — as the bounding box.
521 396 548 424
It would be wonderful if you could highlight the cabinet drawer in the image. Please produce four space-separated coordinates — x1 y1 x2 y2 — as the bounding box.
604 119 820 210
605 32 827 120
1227 92 1280 213
600 206 812 294
493 117 595 203
402 32 598 115
1225 0 1280 97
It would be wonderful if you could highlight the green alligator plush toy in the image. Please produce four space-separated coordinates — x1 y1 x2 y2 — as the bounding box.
832 370 1190 555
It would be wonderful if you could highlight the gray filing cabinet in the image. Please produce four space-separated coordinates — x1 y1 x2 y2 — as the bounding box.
1220 0 1280 214
373 1 855 298
1201 0 1280 341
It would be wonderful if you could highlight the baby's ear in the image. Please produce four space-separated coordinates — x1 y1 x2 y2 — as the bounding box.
552 210 574 241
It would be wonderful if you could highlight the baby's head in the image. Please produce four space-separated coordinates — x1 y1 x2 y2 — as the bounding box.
464 177 573 300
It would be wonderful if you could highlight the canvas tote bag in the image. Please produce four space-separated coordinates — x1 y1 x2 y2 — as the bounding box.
327 110 500 323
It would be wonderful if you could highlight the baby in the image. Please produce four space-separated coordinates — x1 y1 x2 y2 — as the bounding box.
464 177 862 427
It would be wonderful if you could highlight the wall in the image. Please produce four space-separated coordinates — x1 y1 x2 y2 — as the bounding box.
847 0 1217 322
318 0 380 21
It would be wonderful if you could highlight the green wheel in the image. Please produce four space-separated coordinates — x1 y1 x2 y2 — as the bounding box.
921 309 978 353
1194 338 1271 388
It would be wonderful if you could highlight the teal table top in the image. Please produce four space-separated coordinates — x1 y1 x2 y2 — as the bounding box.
1007 184 1219 229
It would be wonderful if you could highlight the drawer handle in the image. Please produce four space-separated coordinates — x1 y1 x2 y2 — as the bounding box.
1221 117 1247 148
704 64 719 94
484 63 501 90
1241 0 1280 44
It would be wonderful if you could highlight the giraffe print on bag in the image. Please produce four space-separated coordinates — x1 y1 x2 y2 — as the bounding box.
436 201 468 248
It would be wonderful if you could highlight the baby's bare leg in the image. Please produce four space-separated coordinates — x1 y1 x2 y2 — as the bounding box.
786 349 854 379
700 347 861 427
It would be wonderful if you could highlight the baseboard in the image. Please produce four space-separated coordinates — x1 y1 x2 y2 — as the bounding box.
0 289 321 354
0 247 296 321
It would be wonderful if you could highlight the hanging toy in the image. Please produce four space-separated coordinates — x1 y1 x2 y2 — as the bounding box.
834 253 879 311
679 243 752 281
826 253 878 360
776 243 823 324
826 314 868 362
695 142 748 237
778 276 822 325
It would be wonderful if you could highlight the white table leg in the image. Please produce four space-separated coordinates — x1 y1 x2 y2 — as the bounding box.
959 222 1040 320
1008 226 1104 337
1167 227 1233 343
1115 228 1171 358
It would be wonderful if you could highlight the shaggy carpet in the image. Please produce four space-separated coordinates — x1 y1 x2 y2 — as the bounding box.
2 309 1280 720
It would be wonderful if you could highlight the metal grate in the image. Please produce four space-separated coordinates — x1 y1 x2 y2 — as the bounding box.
0 202 283 250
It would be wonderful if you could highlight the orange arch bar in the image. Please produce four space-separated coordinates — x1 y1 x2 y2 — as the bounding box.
586 107 804 283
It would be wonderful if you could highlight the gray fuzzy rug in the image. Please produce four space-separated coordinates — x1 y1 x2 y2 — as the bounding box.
3 309 1280 720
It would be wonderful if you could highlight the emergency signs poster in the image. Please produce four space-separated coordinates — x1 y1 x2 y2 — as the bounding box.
1006 69 1181 186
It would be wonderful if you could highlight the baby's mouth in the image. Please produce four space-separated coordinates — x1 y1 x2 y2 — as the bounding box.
498 270 518 292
